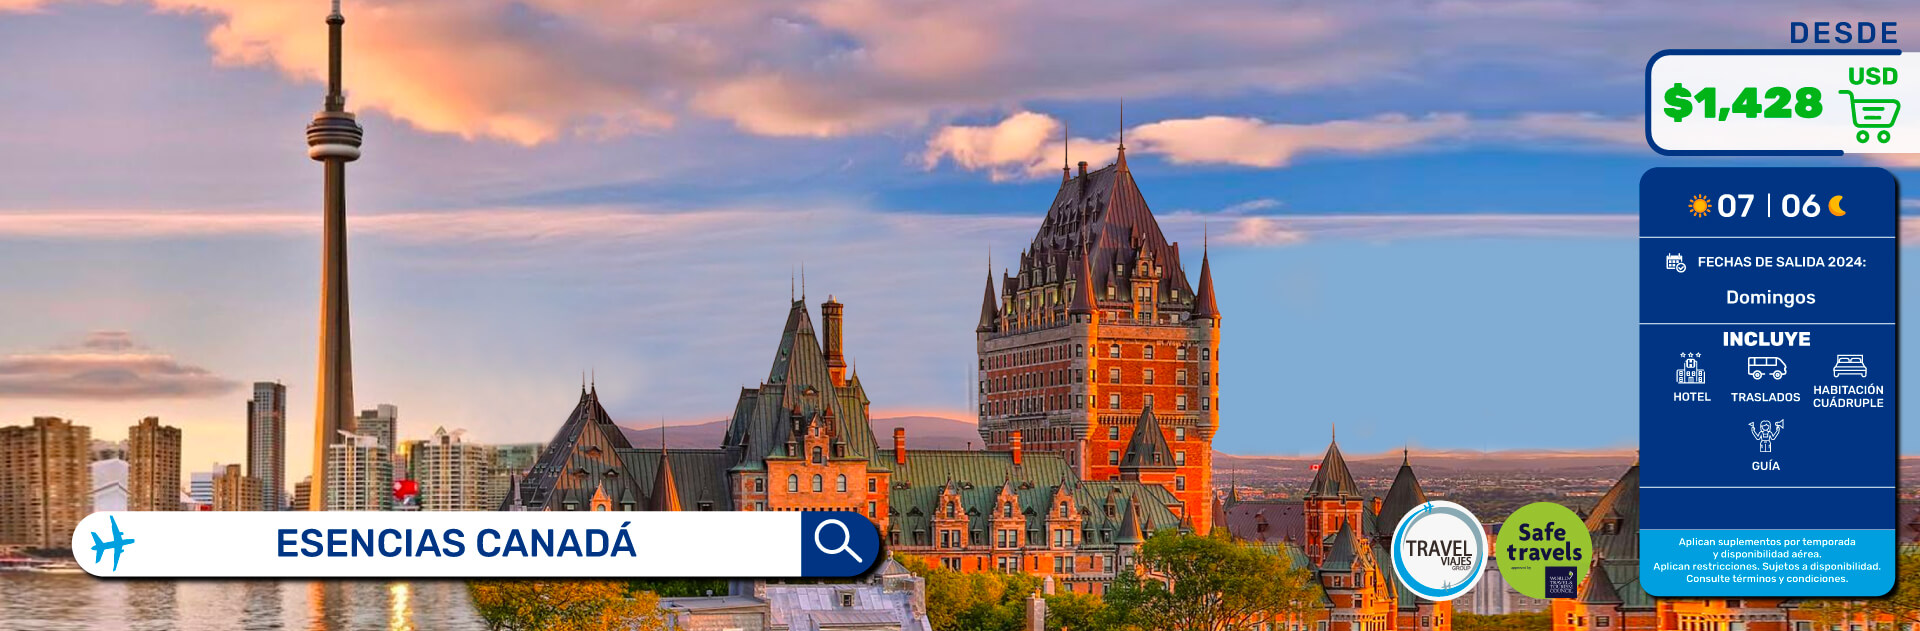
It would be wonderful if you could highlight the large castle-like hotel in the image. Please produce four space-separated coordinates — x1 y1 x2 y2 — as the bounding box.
505 144 1220 594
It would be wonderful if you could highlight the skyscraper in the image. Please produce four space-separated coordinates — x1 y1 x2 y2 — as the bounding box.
306 0 365 511
127 417 182 511
0 418 92 548
324 432 390 511
248 381 287 511
355 404 398 477
414 427 489 511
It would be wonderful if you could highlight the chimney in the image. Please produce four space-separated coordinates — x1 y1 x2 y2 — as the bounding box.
1010 430 1023 466
1371 496 1383 515
1077 160 1088 178
822 297 846 386
894 428 907 465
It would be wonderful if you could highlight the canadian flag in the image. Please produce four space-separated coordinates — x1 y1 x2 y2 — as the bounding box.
1309 463 1321 471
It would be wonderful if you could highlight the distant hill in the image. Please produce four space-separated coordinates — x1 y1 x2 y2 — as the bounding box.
618 415 980 451
1216 448 1639 481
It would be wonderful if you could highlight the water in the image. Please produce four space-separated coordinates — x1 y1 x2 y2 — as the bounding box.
0 575 487 631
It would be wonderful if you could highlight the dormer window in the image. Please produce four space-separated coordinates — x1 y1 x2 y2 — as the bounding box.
1003 502 1015 518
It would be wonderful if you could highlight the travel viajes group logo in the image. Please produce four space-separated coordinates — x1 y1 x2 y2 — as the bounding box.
1390 500 1487 602
1494 502 1594 599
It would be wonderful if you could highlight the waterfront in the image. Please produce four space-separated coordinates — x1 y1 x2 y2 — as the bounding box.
0 575 485 630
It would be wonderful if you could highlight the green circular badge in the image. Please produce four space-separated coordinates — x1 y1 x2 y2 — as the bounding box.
1493 502 1593 600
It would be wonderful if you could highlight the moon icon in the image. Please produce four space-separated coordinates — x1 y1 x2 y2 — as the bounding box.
1829 195 1847 217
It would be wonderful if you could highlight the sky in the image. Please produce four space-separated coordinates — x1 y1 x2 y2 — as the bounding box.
1 0 1918 490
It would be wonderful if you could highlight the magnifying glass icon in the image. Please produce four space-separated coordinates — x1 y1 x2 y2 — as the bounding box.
813 518 862 564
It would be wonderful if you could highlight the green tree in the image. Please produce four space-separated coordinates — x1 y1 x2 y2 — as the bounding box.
466 580 669 631
1103 530 1324 631
1454 612 1550 631
898 554 1044 631
628 578 728 598
1044 591 1115 631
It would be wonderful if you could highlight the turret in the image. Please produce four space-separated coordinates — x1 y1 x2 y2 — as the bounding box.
976 273 1000 333
1192 248 1219 321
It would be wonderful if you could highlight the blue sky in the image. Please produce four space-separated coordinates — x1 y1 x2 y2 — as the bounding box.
0 0 1917 483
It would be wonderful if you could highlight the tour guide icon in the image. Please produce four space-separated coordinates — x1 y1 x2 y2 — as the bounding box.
1839 90 1899 144
1749 419 1784 453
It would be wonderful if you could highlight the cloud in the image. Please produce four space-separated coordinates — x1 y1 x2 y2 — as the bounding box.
925 111 1643 176
1132 113 1475 168
0 331 240 400
5 0 1794 145
0 207 1647 248
918 111 1111 181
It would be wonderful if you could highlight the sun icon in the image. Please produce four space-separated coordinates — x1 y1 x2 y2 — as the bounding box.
1688 195 1712 218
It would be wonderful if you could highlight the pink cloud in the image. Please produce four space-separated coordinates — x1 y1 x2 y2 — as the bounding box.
0 331 239 400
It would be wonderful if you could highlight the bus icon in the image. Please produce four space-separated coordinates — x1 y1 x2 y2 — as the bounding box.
1747 357 1786 380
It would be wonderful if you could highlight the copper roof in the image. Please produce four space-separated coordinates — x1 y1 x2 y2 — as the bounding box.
1374 451 1428 537
1306 439 1360 498
1118 406 1175 469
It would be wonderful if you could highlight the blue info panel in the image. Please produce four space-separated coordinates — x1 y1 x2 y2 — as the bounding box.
1639 167 1897 597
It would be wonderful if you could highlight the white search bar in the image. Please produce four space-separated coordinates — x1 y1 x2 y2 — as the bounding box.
70 510 879 578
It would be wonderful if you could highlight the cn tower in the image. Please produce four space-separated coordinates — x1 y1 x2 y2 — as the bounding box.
305 0 363 511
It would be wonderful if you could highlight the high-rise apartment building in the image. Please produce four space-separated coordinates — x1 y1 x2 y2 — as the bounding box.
356 404 404 479
211 463 261 512
355 404 397 455
0 418 93 548
127 417 182 511
324 431 390 511
485 442 544 509
414 427 488 511
247 381 287 511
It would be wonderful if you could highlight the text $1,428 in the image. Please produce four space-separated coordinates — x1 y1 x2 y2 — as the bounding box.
1663 84 1825 123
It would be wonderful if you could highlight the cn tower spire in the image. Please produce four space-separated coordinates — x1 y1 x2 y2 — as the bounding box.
306 0 364 511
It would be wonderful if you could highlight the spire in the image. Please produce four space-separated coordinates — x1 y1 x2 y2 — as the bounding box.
651 441 682 512
1116 494 1144 544
976 265 1001 333
1306 434 1359 498
324 0 345 113
1061 121 1071 183
1068 253 1094 315
1116 100 1128 173
1192 239 1219 319
1377 448 1429 537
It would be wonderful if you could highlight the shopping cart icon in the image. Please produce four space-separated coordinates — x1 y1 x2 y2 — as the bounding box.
1839 90 1900 143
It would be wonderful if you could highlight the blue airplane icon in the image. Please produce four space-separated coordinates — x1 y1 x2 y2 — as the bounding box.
89 515 134 571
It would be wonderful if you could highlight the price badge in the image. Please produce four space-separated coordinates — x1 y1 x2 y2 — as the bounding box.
1647 50 1916 155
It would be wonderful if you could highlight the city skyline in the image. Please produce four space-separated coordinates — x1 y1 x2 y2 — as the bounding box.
5 0 1920 490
